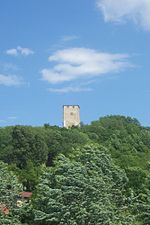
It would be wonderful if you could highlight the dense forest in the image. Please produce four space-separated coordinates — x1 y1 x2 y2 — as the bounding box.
0 115 150 225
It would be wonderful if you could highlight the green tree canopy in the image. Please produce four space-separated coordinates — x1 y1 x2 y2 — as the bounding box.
33 144 136 225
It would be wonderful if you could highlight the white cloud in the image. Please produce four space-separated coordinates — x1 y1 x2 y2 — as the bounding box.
6 46 34 56
97 0 150 30
17 46 34 56
0 74 22 86
6 48 18 56
41 47 131 84
48 86 92 93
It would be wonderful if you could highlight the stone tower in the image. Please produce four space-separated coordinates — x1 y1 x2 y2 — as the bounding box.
63 105 80 128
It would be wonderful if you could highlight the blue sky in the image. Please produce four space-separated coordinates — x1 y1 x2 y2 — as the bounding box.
1 0 150 127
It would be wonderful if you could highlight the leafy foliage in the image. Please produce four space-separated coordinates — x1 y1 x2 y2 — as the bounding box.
33 144 136 225
0 161 27 224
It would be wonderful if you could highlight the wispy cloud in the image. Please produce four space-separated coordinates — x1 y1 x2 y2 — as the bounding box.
48 86 92 93
0 62 19 73
61 35 80 42
0 119 6 123
0 116 17 125
0 74 22 86
8 116 17 120
41 47 131 84
6 46 34 56
49 35 80 51
97 0 150 30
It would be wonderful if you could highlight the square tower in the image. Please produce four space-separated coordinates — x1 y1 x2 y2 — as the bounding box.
63 105 80 128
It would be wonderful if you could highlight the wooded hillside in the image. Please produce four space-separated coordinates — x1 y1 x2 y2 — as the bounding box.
0 116 149 224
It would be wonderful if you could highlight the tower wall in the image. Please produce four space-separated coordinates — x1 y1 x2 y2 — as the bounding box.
63 105 80 128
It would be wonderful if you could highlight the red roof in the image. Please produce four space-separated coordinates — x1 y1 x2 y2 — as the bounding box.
3 207 9 215
20 192 32 198
0 204 9 215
